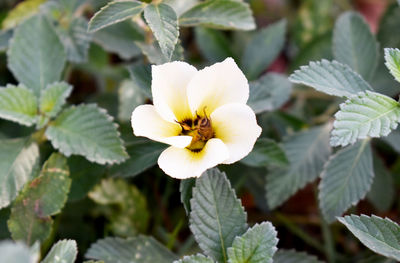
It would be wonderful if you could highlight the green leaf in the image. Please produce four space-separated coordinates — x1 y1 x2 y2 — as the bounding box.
0 241 38 263
144 3 179 61
8 15 66 97
241 20 286 80
194 27 234 63
266 125 331 209
382 129 400 153
174 254 215 263
118 79 146 122
273 249 324 263
338 215 400 261
126 64 152 98
248 73 292 114
333 12 379 80
39 82 72 118
227 222 278 263
180 0 255 31
0 137 39 209
164 0 199 17
41 240 78 263
319 140 373 223
8 153 71 245
378 3 400 49
384 48 400 83
189 169 247 262
88 0 146 32
289 60 372 97
0 30 12 52
136 40 184 64
0 84 38 126
180 178 196 214
86 236 178 262
330 91 400 147
241 138 288 168
2 0 46 30
46 104 128 165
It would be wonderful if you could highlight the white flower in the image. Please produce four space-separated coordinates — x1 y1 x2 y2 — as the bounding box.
131 58 262 179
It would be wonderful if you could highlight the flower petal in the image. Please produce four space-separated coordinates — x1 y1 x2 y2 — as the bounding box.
131 104 192 148
211 103 262 164
157 138 229 179
152 61 197 122
187 57 249 116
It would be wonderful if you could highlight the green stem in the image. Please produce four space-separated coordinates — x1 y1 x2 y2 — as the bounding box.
321 217 336 263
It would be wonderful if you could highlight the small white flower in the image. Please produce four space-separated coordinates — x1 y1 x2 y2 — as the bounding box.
131 58 262 179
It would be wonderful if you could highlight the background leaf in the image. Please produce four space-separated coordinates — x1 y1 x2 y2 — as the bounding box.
273 249 324 263
118 80 146 122
174 254 214 263
180 178 196 215
41 240 78 263
2 0 46 30
0 241 38 263
241 138 288 168
195 27 234 63
384 48 400 83
0 30 12 52
39 82 72 118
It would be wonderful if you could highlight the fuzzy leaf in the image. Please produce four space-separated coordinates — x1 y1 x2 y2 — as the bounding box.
289 59 372 97
339 215 400 261
2 0 46 30
174 254 214 263
331 91 400 147
273 249 324 263
39 82 72 118
189 169 247 262
227 222 278 263
319 140 374 223
241 138 288 168
385 48 400 83
41 240 78 263
46 104 128 165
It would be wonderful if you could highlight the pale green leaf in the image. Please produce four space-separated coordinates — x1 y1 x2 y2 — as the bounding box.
174 254 214 263
0 241 37 263
242 20 286 80
39 82 72 118
227 222 278 263
241 138 288 167
0 84 37 126
85 236 178 262
273 249 324 263
319 140 373 223
333 12 379 80
0 137 39 209
248 73 292 114
330 91 400 147
266 125 331 209
117 79 146 122
46 104 128 165
194 27 234 63
339 214 400 261
136 40 184 64
180 0 255 31
180 178 195 214
144 3 179 61
8 15 66 97
0 30 12 52
289 60 372 97
190 169 247 262
2 0 46 30
41 240 78 263
384 48 400 83
88 0 146 32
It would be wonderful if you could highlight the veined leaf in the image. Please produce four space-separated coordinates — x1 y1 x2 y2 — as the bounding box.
339 215 400 261
2 0 46 30
266 125 331 209
144 3 179 61
289 59 372 97
0 241 37 263
319 140 374 223
385 48 400 83
39 82 72 118
333 12 379 80
8 15 66 97
41 240 78 263
273 249 324 263
0 84 38 126
180 0 255 31
227 222 278 263
46 104 128 165
241 138 288 168
331 91 400 147
136 40 184 64
189 169 247 262
174 254 214 263
88 0 147 32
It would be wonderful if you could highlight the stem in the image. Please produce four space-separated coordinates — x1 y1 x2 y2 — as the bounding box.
321 218 336 263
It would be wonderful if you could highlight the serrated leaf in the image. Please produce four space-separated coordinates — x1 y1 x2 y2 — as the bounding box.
319 140 373 223
2 0 46 30
85 236 178 263
0 241 37 263
189 169 247 262
248 73 292 114
46 104 128 165
241 138 288 168
266 125 331 209
289 60 372 97
118 80 146 122
8 153 71 245
180 0 255 31
330 91 400 147
195 27 234 63
41 240 78 263
174 254 214 263
339 215 400 261
180 178 195 214
273 249 324 263
227 222 278 263
0 30 12 52
0 84 38 126
39 82 72 118
126 64 152 98
8 15 66 97
0 137 39 209
242 20 286 80
384 48 400 83
144 3 179 61
333 12 379 80
88 0 146 32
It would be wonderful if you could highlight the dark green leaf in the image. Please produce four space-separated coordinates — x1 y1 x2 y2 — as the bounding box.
273 249 324 263
126 64 152 98
180 178 195 214
195 27 234 63
241 138 288 167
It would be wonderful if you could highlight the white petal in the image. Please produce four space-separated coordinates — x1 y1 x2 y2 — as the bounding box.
187 57 249 116
211 103 262 164
152 61 197 122
131 104 192 148
157 138 229 179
